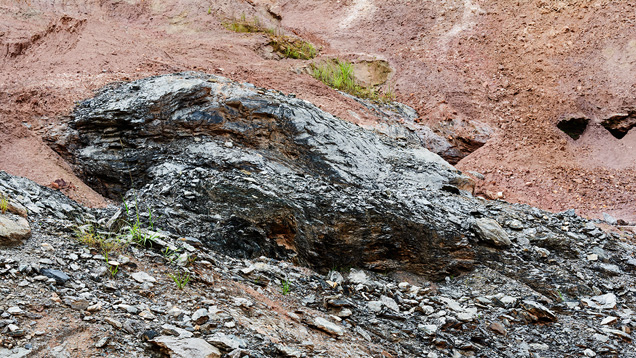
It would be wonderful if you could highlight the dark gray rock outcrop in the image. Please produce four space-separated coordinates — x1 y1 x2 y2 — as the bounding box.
55 72 482 278
52 73 636 298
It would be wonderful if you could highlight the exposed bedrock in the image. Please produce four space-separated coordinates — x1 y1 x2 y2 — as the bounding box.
53 73 635 293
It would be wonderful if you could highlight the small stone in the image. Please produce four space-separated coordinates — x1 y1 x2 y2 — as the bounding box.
69 299 90 311
337 308 352 317
87 303 102 312
314 317 344 336
521 300 557 322
7 306 23 315
508 219 524 230
104 317 123 329
367 301 383 313
95 337 109 348
131 271 157 283
192 308 209 325
40 268 70 285
489 322 507 336
587 254 599 261
473 218 511 247
419 304 435 315
418 324 438 336
529 343 549 351
151 336 221 358
139 310 157 320
0 215 31 246
380 295 399 312
206 333 246 351
602 328 632 341
581 293 617 310
583 349 596 357
601 316 618 325
277 345 302 358
168 306 183 317
602 213 617 225
592 334 609 343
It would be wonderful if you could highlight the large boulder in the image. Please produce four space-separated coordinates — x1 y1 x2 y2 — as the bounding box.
56 72 479 278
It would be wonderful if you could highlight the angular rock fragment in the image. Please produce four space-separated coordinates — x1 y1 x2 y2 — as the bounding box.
40 268 70 285
313 317 344 336
473 218 511 247
151 336 221 358
0 215 31 246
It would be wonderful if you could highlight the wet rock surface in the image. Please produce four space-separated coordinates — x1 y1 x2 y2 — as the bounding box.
0 74 634 357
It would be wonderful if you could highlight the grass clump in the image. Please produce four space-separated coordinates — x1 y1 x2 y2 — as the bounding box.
74 224 125 254
311 59 395 103
223 14 317 60
0 194 8 214
123 198 158 248
281 279 291 295
270 38 316 60
168 271 191 290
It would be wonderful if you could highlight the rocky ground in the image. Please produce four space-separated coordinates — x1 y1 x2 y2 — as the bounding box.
1 73 636 357
1 165 636 357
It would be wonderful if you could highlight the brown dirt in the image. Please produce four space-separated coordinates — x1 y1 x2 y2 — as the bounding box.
1 0 635 222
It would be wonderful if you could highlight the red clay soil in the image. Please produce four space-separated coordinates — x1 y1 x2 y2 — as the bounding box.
1 0 635 221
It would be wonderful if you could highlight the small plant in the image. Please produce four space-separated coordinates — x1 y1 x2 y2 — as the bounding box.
122 198 157 248
108 264 119 277
74 224 124 253
0 194 8 214
281 279 291 295
162 247 177 263
186 254 197 267
311 59 395 103
168 271 191 290
102 249 120 277
223 14 317 60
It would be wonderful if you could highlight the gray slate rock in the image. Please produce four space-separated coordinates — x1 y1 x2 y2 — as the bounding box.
40 268 70 285
152 336 221 358
473 218 511 247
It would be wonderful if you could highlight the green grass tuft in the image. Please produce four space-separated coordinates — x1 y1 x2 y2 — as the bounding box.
311 59 396 103
223 14 317 60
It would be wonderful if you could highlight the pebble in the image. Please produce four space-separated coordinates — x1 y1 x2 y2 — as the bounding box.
489 322 507 336
314 317 344 336
367 301 383 313
380 295 400 312
7 307 23 315
105 317 123 329
418 324 438 336
40 268 70 285
95 337 109 348
601 316 617 325
131 271 157 283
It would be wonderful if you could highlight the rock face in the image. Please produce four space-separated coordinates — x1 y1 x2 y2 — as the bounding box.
50 73 635 304
57 72 481 278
